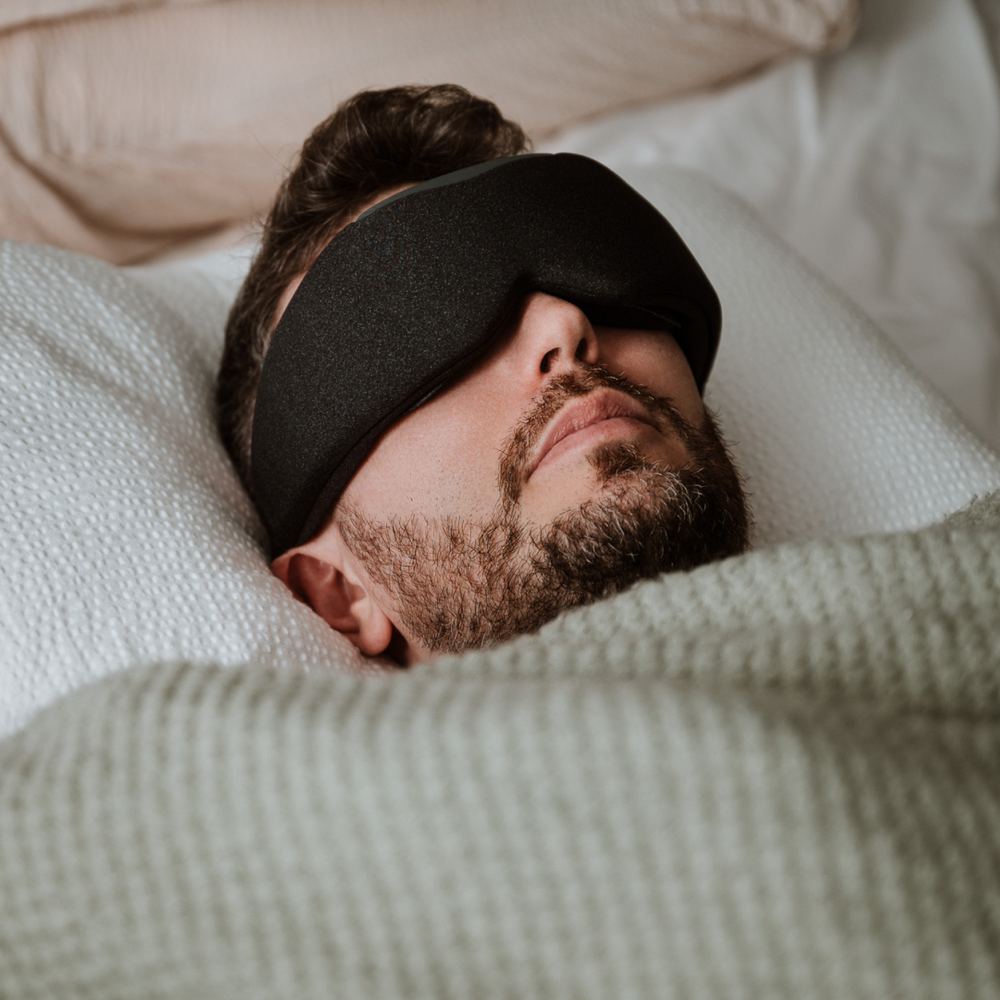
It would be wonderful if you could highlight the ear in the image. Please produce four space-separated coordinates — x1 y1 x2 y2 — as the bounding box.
271 524 394 657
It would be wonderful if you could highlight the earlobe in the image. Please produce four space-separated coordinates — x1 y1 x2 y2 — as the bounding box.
272 546 394 656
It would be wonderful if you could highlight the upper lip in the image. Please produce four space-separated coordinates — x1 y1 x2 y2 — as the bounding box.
528 389 656 477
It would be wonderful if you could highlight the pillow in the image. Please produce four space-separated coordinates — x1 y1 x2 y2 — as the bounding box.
0 0 212 34
629 164 1000 544
0 237 371 739
0 0 859 264
2 163 998 738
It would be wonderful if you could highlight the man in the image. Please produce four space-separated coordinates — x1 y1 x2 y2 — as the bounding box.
217 83 752 665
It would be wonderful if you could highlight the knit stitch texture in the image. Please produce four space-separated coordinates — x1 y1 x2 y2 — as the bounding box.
1 493 998 999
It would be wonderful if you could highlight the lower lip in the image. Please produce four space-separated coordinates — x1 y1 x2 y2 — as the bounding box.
533 416 655 475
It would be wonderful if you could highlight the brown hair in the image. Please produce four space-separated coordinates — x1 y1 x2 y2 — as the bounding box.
216 84 530 495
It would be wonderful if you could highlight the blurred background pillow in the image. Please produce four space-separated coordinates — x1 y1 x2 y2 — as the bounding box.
0 0 858 263
0 0 213 34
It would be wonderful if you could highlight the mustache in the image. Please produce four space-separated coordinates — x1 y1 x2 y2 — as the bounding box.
497 364 695 507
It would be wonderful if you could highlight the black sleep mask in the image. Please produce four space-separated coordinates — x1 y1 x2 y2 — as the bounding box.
252 152 722 556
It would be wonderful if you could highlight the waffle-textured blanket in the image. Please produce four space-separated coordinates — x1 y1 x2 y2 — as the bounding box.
1 493 999 999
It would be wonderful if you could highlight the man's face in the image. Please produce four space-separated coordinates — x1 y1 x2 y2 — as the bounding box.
329 291 751 659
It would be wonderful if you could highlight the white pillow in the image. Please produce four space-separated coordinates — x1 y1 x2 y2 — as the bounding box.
622 165 1000 545
0 238 367 738
2 165 998 736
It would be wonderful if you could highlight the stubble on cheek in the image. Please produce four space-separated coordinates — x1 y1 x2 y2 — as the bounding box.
336 366 751 657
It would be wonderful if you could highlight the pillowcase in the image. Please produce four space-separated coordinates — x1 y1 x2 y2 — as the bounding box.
631 164 1000 545
0 237 370 739
0 0 859 264
0 0 211 34
2 163 998 738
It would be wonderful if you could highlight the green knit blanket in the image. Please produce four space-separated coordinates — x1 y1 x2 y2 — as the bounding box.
2 494 999 999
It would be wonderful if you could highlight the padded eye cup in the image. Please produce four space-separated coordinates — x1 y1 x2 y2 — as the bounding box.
252 153 722 556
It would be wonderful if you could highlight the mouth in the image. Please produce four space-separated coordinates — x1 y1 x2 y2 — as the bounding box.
528 389 659 479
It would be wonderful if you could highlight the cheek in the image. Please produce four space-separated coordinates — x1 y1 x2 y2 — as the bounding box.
340 388 506 520
597 329 705 427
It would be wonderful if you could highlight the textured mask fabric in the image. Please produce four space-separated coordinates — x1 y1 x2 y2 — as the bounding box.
252 153 722 556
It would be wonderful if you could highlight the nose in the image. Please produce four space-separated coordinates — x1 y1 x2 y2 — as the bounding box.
508 292 600 386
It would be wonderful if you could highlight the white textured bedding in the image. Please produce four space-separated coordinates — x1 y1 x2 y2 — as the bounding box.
544 0 1000 454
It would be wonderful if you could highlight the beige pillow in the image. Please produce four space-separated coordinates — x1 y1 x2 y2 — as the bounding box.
0 0 859 264
0 0 212 34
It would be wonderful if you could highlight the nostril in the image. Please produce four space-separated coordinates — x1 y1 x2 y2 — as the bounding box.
540 348 557 374
575 338 588 361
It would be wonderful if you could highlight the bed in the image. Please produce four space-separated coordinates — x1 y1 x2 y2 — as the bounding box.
1 0 999 996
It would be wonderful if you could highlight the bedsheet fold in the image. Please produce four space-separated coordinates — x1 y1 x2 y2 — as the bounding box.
1 493 998 999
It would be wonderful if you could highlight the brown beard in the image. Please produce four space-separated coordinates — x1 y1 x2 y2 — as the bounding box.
337 366 753 655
